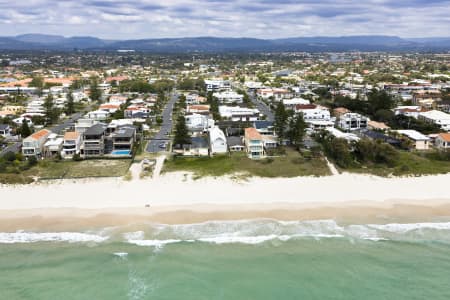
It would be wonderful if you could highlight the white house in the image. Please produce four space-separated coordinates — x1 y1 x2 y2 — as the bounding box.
208 126 228 154
326 127 360 142
396 130 430 150
75 119 100 134
394 106 422 119
213 91 244 104
337 113 369 131
43 133 64 158
418 110 450 131
62 131 82 158
295 104 331 122
283 98 310 109
205 79 231 92
185 114 214 132
22 129 51 158
219 106 260 122
244 127 265 159
86 110 110 121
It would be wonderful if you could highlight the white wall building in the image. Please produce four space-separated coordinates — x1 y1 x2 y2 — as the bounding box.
337 113 369 131
419 110 450 131
209 126 228 154
185 114 214 132
213 91 244 104
219 106 260 122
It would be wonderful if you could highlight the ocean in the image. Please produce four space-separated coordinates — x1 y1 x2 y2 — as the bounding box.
1 219 450 299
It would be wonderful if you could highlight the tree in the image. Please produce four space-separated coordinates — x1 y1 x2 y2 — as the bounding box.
44 94 59 124
89 77 102 102
274 102 288 141
29 76 44 96
20 120 32 138
287 114 307 149
65 90 75 115
173 115 191 147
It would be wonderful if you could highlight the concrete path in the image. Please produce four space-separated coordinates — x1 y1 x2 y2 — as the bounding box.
325 157 340 176
129 162 142 180
152 155 167 179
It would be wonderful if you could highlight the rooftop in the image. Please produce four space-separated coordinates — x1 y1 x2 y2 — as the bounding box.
245 127 263 140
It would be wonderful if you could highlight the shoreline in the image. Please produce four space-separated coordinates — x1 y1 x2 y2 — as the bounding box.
1 171 450 231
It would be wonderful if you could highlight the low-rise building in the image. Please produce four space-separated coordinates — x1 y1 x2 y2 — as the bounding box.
219 106 260 122
213 91 244 104
418 110 450 131
111 126 136 154
43 133 64 158
185 113 214 132
0 124 11 137
208 126 227 154
62 131 82 158
295 104 331 122
435 133 450 149
22 129 51 158
396 130 430 150
244 127 265 159
81 124 106 158
337 113 369 131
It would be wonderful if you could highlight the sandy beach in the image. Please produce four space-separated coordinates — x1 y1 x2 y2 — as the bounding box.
1 171 450 231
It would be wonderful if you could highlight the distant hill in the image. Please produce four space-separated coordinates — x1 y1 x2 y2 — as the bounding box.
1 34 450 52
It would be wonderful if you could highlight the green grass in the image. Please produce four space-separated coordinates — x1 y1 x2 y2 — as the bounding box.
163 148 331 178
24 159 132 179
343 151 450 177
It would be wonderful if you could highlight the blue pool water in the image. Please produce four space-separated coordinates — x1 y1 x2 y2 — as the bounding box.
111 150 131 155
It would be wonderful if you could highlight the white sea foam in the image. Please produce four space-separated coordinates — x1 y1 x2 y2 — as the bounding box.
113 252 129 258
0 231 108 244
127 239 182 247
368 222 450 233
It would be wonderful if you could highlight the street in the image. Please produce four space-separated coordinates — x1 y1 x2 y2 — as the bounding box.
146 92 178 153
250 93 274 122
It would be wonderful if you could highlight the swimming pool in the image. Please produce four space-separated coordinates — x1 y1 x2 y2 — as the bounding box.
111 150 131 156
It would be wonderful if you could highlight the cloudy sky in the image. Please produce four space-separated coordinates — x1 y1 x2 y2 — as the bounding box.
0 0 449 39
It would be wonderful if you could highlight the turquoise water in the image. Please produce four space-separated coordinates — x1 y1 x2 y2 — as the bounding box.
111 150 131 156
1 219 450 299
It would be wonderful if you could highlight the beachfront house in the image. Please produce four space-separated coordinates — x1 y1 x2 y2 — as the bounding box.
435 133 450 149
43 133 64 158
62 131 82 159
208 126 228 155
418 110 450 132
213 91 244 104
396 130 430 150
111 126 136 154
81 124 106 158
244 127 265 159
22 129 51 158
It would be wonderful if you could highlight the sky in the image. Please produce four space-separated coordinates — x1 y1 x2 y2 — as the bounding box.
0 0 449 39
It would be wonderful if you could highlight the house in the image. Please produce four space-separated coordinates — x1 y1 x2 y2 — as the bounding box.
257 88 292 101
185 114 214 132
111 126 136 154
337 113 369 131
367 120 390 131
227 136 245 152
81 124 106 158
205 79 231 92
253 121 275 135
0 124 11 137
326 127 360 142
186 105 211 115
13 117 33 126
219 106 260 122
186 94 207 105
124 106 150 119
208 126 228 154
62 131 82 158
435 133 450 149
86 110 110 121
418 110 450 131
295 104 331 122
333 107 351 117
99 103 121 114
394 106 423 119
396 130 430 150
262 135 278 149
412 90 441 108
283 98 310 109
213 91 244 104
244 127 265 159
43 133 64 158
184 136 209 156
75 119 100 134
22 129 51 158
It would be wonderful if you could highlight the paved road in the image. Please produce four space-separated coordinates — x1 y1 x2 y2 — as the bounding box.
50 112 84 134
250 93 274 122
146 92 178 153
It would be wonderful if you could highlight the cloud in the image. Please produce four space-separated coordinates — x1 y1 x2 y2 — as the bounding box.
0 0 448 38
